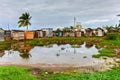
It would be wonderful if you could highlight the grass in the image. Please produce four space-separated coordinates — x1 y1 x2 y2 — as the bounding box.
92 48 116 58
0 66 120 80
26 37 101 46
0 66 38 80
38 67 120 80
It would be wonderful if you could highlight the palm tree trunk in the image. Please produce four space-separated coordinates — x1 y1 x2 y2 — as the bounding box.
27 26 28 30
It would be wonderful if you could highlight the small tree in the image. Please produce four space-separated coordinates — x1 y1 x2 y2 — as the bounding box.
18 12 32 30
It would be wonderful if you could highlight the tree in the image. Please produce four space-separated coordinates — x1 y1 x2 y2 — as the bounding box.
18 12 32 30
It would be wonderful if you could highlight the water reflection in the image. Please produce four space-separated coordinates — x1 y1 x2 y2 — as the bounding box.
19 53 32 59
0 51 4 57
85 41 93 48
0 42 101 65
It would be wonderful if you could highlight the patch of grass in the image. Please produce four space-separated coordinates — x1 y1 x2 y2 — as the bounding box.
105 33 120 40
38 67 120 80
92 48 116 58
0 66 38 80
1 66 120 80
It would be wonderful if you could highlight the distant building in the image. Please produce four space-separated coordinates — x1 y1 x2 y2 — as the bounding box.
95 28 104 37
0 28 4 41
85 28 93 37
24 31 34 39
41 28 53 37
4 30 12 40
11 30 24 40
75 22 82 31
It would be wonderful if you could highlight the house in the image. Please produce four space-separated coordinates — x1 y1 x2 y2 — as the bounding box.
81 28 85 37
24 31 34 39
4 30 12 40
108 28 118 33
63 31 70 37
85 28 93 37
11 30 24 40
95 28 104 37
69 31 75 37
34 30 40 38
75 31 81 37
75 22 82 31
41 28 53 37
53 30 63 37
0 28 4 41
53 31 58 36
34 30 46 38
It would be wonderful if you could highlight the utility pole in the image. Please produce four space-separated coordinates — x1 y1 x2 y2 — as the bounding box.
8 24 10 30
74 16 76 28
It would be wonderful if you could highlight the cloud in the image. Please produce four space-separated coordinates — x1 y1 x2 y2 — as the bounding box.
0 0 120 29
84 19 109 24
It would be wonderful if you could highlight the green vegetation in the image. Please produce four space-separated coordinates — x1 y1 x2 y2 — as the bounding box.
37 67 120 80
93 48 116 58
26 37 101 46
105 33 120 40
1 66 120 80
0 66 37 80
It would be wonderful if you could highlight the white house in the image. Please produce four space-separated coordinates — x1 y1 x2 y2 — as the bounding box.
96 28 104 37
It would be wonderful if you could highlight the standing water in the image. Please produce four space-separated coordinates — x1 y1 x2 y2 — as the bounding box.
0 43 101 67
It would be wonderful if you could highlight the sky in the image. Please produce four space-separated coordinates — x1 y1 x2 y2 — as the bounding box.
0 0 120 30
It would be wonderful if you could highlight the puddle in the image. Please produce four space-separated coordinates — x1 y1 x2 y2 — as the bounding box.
0 43 100 66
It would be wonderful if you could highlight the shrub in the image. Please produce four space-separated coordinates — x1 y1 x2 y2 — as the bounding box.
105 33 120 40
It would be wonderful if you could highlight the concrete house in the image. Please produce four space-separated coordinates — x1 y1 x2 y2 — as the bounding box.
0 28 4 41
69 31 75 37
63 31 70 37
95 28 104 37
85 28 93 37
75 31 81 37
4 30 12 40
41 28 53 37
11 30 24 40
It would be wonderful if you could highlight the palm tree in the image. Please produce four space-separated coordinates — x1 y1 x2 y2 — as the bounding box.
18 12 32 30
117 14 120 27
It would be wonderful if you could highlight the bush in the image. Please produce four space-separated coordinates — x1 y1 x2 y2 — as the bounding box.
106 33 120 40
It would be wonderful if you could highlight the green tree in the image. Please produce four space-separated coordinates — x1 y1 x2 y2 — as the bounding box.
18 12 32 30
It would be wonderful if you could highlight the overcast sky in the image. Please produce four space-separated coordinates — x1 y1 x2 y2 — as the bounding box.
0 0 120 30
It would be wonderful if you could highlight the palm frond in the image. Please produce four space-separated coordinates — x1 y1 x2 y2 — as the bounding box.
18 12 32 30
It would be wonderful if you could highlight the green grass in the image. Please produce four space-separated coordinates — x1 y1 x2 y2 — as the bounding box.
1 66 120 80
26 37 101 46
92 48 116 58
39 67 120 80
0 66 38 80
